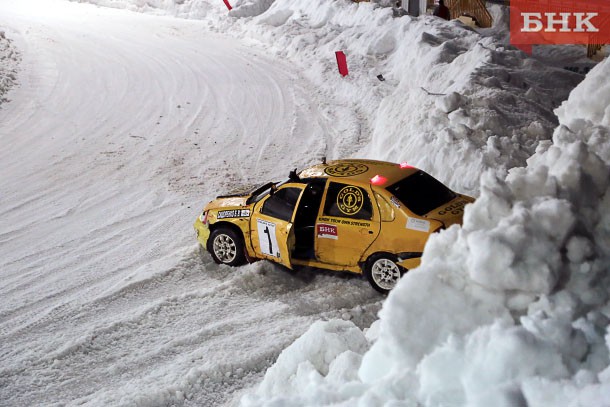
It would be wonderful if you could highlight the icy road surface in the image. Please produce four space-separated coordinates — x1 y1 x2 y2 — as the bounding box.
0 1 381 405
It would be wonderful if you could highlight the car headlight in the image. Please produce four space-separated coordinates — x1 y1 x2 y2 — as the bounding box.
199 211 208 223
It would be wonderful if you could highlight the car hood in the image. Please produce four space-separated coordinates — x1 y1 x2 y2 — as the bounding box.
424 194 475 227
204 195 250 211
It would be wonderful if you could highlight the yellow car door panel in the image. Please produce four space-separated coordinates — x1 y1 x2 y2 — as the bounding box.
315 182 380 267
250 185 304 268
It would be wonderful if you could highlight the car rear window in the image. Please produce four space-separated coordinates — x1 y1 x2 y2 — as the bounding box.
386 171 456 216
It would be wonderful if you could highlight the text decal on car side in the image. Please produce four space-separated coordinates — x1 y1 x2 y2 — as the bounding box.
406 217 430 233
217 209 251 219
317 223 338 240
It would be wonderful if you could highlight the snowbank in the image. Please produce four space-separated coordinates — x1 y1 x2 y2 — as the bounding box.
252 320 368 399
242 57 610 407
0 30 19 106
229 0 274 18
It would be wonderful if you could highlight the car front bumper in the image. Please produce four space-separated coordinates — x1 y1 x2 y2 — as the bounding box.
194 219 210 248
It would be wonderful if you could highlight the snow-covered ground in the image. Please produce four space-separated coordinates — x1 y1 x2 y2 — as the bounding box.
0 28 19 105
1 0 608 406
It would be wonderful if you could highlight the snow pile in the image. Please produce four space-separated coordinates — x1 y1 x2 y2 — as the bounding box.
556 67 610 129
0 30 19 106
241 57 610 407
254 320 368 398
229 0 274 18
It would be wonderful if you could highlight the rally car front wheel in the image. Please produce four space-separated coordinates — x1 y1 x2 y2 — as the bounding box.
364 254 405 294
207 227 247 267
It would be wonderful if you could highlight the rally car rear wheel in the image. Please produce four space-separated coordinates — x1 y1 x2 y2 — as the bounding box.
208 227 246 266
364 254 405 294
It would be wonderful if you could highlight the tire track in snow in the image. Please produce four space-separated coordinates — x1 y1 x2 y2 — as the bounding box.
1 248 381 406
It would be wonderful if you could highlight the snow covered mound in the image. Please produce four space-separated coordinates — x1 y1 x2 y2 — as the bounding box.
0 30 19 106
229 0 274 18
241 57 610 407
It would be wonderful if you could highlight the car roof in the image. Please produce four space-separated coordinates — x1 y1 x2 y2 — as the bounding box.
298 159 419 187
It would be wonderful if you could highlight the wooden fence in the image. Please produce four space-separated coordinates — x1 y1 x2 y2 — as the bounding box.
445 0 493 27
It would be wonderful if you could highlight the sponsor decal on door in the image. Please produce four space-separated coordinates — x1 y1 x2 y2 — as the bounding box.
317 223 338 240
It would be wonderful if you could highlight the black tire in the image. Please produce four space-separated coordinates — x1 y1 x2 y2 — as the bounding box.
363 253 406 294
207 227 247 266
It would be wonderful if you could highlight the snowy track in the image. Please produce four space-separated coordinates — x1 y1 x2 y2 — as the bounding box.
0 1 378 405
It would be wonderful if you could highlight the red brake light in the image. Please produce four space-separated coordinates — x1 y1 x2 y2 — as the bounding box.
370 175 387 185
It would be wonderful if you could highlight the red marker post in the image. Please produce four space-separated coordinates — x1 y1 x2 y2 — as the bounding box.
335 51 349 77
223 0 232 11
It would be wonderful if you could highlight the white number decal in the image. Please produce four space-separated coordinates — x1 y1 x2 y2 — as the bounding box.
257 219 280 257
406 217 430 233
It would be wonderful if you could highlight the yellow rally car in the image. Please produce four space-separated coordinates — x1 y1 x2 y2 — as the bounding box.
194 159 474 293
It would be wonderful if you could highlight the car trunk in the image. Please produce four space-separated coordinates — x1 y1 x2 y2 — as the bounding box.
424 195 474 227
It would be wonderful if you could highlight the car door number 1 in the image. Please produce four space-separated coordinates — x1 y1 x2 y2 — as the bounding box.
257 219 280 258
264 226 273 254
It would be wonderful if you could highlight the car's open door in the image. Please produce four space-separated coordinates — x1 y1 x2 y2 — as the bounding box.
250 184 305 269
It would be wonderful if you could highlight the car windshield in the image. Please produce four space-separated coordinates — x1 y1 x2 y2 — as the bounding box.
248 179 292 204
386 170 456 216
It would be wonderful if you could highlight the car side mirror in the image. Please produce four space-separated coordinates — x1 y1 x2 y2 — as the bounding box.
289 168 300 182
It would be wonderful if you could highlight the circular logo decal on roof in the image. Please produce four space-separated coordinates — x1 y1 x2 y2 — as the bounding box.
324 163 368 177
337 186 364 216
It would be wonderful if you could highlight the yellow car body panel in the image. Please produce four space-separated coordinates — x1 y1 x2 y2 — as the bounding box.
194 202 255 258
291 258 361 273
194 217 211 248
195 159 474 280
248 184 305 269
249 213 294 268
314 181 381 267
